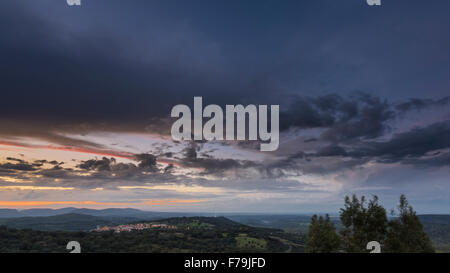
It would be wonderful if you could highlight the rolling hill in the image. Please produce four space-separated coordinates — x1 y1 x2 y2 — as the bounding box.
0 216 303 253
0 213 139 231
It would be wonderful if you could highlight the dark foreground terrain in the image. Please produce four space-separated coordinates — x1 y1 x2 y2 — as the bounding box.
229 214 450 253
0 209 448 253
0 216 305 253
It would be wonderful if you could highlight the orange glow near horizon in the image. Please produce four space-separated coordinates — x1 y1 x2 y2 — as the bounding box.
0 199 206 208
0 140 180 167
0 140 134 159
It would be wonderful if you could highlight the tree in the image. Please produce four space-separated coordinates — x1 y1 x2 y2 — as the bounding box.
384 195 434 253
305 214 340 253
340 195 388 252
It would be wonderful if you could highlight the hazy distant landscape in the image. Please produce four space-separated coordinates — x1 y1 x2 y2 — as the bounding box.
0 208 448 253
0 209 304 253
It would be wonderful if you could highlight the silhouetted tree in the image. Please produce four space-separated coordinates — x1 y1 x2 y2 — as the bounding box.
340 195 388 252
384 195 434 253
305 214 340 253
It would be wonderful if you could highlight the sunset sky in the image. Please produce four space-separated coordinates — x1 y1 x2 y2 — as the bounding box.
0 0 449 213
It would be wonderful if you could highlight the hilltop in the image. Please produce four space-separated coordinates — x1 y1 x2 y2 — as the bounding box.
0 215 305 253
0 210 448 252
0 213 139 232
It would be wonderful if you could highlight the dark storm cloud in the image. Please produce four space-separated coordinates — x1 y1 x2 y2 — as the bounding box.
0 0 449 143
0 154 176 189
268 151 309 170
0 119 115 150
37 167 77 179
181 157 257 174
316 145 348 157
6 157 26 164
0 159 65 174
0 162 36 171
0 0 278 137
134 154 158 170
0 146 263 188
349 120 450 163
177 141 258 174
401 152 450 168
0 0 448 193
268 120 450 174
196 178 315 193
279 95 335 130
297 158 371 176
395 96 450 112
78 153 158 172
265 151 370 177
77 157 115 172
321 93 395 142
280 92 395 142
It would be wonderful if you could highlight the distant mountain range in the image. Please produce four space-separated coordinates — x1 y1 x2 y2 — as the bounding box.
0 213 123 231
0 207 194 219
0 208 449 232
0 212 268 232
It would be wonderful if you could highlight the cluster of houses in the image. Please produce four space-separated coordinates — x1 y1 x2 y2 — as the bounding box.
94 222 177 233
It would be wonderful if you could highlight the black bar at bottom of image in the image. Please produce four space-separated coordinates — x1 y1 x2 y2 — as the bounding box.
1 253 448 272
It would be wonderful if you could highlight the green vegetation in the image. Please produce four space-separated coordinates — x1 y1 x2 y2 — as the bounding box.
340 195 388 252
172 218 214 230
0 216 292 253
0 213 137 232
305 214 340 253
384 195 434 253
227 215 313 233
0 195 447 253
305 194 436 253
235 234 267 250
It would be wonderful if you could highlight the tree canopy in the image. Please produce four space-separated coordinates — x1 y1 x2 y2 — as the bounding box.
305 194 434 253
305 214 340 253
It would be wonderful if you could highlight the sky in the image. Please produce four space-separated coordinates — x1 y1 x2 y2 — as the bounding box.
0 0 449 213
